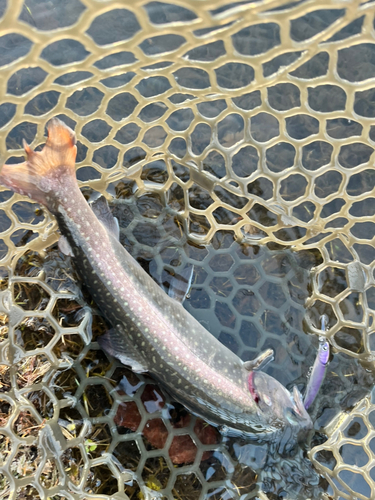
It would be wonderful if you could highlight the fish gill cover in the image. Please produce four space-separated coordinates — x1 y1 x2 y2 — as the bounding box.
0 0 374 499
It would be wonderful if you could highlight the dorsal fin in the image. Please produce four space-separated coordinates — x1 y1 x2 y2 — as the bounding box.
90 196 120 240
166 265 194 303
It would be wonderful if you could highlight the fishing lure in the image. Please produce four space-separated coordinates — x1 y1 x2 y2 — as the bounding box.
304 315 330 410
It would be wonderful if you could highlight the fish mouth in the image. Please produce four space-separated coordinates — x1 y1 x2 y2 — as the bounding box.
248 371 259 404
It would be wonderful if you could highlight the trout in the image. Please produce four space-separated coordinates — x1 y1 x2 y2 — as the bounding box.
0 119 313 440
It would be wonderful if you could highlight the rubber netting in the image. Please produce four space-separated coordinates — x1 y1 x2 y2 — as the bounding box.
0 0 375 499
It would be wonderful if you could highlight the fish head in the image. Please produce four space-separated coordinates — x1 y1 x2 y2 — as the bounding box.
248 370 312 431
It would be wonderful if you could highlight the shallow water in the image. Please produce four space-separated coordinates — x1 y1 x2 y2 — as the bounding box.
0 0 375 499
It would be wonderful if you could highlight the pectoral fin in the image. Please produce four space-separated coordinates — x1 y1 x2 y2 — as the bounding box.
243 348 274 371
293 386 307 416
98 328 148 374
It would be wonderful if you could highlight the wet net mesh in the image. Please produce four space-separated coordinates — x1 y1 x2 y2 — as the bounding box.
0 0 375 498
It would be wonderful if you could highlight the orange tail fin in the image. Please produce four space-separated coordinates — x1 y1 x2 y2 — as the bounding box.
0 118 77 210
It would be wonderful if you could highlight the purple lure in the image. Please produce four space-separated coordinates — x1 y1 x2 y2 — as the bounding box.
304 316 330 410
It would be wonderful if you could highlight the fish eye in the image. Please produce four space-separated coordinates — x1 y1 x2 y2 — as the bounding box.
262 394 272 407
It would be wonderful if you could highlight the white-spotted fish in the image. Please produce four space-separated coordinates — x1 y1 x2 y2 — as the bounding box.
0 119 313 440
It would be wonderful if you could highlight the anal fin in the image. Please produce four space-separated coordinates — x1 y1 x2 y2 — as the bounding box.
90 196 120 240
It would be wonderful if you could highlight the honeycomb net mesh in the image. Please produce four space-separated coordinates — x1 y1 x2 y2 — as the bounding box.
0 0 375 498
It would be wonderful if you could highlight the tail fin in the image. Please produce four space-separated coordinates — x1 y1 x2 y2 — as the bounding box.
0 118 77 209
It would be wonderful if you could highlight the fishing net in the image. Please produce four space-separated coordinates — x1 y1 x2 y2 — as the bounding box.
0 0 374 498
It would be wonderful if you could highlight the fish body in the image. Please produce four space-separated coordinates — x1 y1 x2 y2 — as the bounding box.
0 119 312 439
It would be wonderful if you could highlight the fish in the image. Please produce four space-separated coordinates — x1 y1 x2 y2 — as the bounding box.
0 118 313 440
304 315 330 410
